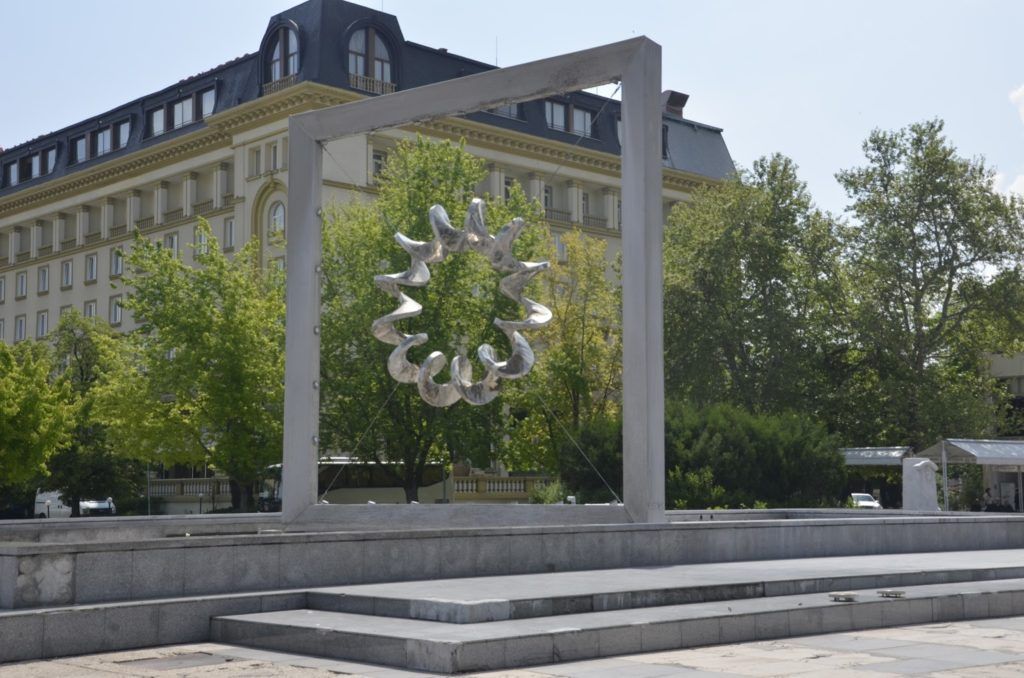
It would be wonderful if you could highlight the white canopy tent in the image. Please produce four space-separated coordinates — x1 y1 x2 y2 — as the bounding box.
917 439 1024 511
839 447 912 467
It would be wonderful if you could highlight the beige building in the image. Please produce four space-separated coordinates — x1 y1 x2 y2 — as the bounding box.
0 0 732 345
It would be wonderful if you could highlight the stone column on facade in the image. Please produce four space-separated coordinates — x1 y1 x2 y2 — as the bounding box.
603 188 618 231
183 172 198 217
487 163 503 198
53 213 67 253
527 173 543 202
5 229 14 266
155 182 169 226
213 163 229 209
35 220 49 253
100 198 114 239
566 180 581 223
126 191 141 230
77 206 91 246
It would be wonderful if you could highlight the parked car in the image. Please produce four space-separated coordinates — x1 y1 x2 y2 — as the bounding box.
850 492 883 509
34 490 116 518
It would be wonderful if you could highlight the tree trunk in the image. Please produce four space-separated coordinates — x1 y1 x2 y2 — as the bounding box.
403 476 420 503
229 479 253 512
69 494 81 518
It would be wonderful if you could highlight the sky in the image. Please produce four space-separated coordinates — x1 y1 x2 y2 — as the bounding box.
1 0 1022 215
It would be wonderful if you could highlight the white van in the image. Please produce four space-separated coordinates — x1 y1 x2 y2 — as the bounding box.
34 490 116 518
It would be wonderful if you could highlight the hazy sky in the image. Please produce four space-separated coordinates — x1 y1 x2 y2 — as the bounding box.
2 0 1022 214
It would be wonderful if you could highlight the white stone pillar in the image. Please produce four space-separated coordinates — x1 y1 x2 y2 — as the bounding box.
527 173 543 202
214 163 229 209
155 182 168 225
5 229 14 265
29 222 41 258
127 190 141 230
53 213 67 252
603 188 618 231
487 163 503 198
183 172 198 217
77 206 90 246
100 198 114 239
566 180 581 223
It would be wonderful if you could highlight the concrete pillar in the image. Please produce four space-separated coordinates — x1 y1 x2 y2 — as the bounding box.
213 163 229 209
527 173 543 202
155 182 168 225
183 172 198 217
127 190 141 230
100 198 114 239
77 206 90 246
487 163 503 198
566 181 581 223
53 213 67 252
5 229 13 265
29 222 41 258
603 188 618 231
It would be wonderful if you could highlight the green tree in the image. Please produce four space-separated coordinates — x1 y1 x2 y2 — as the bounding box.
94 221 285 510
0 340 73 486
836 119 1024 448
663 154 845 415
319 136 547 502
44 312 144 516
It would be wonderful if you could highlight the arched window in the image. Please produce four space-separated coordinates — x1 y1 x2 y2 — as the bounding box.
269 201 286 234
267 27 300 82
348 28 392 83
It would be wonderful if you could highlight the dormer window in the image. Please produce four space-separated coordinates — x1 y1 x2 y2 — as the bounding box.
348 27 394 94
267 26 300 82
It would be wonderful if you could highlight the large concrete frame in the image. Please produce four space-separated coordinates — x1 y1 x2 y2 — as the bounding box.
282 38 664 526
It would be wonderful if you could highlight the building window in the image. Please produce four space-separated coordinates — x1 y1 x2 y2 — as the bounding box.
37 266 49 295
489 103 521 120
85 254 98 283
61 260 73 289
543 185 553 209
581 191 590 217
15 272 27 299
163 232 179 257
72 136 88 164
267 26 300 82
36 311 48 339
348 28 392 83
0 276 5 303
372 150 387 179
223 218 235 250
110 247 124 277
194 227 208 255
553 232 567 262
572 108 593 138
504 176 515 201
83 300 97 318
14 315 26 342
269 202 285 234
109 295 123 326
172 97 194 130
59 305 72 317
200 88 216 118
545 101 566 132
94 128 112 157
269 143 279 171
147 108 165 137
249 148 262 177
44 148 57 174
662 124 669 159
117 121 131 149
3 161 17 187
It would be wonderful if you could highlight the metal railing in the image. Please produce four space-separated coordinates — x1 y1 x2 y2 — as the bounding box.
110 224 128 237
163 208 184 223
61 238 77 249
37 244 53 256
85 232 101 244
348 73 397 95
544 207 572 223
193 200 214 216
262 73 299 96
15 251 30 262
135 217 155 232
582 214 607 229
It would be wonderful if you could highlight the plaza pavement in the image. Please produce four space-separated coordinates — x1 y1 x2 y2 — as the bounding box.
7 615 1024 677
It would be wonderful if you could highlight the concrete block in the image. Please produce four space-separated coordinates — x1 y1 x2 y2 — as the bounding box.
550 595 594 615
572 531 628 570
42 606 106 658
754 610 790 640
183 545 279 596
719 613 756 644
131 547 185 599
640 620 682 652
0 556 16 609
363 537 440 583
932 594 965 622
103 604 160 651
552 628 597 662
787 607 824 637
598 623 642 657
541 531 575 572
507 534 547 574
820 602 855 633
962 592 990 620
593 591 631 612
279 539 363 587
16 554 73 607
454 639 507 673
0 611 44 662
439 536 510 578
628 529 661 566
988 591 1016 618
678 617 720 648
851 601 884 630
511 597 553 618
260 592 307 612
75 550 132 603
507 633 554 666
159 597 261 644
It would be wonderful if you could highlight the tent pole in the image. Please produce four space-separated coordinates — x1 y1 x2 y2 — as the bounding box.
941 440 949 511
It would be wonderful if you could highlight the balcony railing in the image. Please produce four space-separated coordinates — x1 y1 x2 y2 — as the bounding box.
452 474 550 502
85 231 102 244
582 214 607 229
110 224 128 238
16 251 30 262
135 217 155 232
544 207 572 223
163 208 184 223
148 477 231 498
193 200 214 216
262 73 299 96
348 73 396 95
37 244 53 256
61 238 77 249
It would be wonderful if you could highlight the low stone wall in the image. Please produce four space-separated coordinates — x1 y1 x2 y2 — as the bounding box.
3 513 1024 609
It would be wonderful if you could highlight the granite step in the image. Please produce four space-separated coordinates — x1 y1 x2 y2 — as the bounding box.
305 560 1024 623
211 576 1024 674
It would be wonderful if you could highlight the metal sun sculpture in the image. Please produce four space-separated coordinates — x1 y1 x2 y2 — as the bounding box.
371 198 551 407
